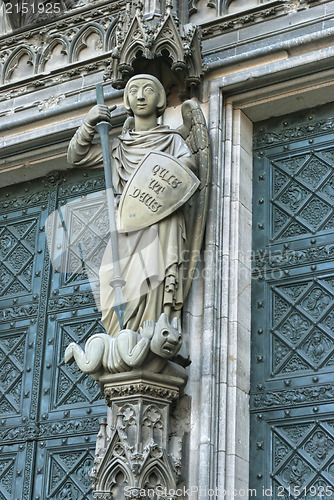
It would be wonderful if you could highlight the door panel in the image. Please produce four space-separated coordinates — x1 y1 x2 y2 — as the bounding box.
32 439 96 499
250 105 334 498
0 169 107 499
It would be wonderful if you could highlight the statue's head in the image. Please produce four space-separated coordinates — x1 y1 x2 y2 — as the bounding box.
124 74 166 118
150 313 182 359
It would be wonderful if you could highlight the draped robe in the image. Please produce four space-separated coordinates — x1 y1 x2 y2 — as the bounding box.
67 122 196 336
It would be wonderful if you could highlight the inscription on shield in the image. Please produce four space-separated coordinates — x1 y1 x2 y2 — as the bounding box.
118 151 200 232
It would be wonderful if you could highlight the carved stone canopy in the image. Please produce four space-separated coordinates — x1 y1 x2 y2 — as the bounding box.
108 0 205 99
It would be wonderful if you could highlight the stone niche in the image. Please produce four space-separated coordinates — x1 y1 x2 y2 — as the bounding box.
4 49 35 83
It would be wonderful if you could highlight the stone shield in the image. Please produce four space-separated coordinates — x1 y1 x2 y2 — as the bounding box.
117 151 200 232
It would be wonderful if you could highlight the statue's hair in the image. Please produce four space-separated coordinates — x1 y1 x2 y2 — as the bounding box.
124 74 166 117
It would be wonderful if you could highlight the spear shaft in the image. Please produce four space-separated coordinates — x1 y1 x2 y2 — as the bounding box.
95 84 126 330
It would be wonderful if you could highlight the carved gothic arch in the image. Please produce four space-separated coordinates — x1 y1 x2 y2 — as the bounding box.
70 23 104 63
105 18 118 52
154 15 188 69
114 14 149 66
93 428 131 489
38 36 69 73
139 459 175 490
3 46 35 83
106 465 130 496
98 457 130 491
222 0 235 14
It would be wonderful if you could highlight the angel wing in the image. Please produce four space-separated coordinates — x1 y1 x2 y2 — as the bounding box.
177 100 211 298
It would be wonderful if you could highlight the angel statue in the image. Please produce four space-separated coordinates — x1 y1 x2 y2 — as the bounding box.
67 74 210 339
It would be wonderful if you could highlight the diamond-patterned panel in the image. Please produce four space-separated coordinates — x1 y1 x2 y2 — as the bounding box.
47 448 94 499
301 285 331 319
272 278 334 375
273 206 289 234
299 197 332 231
0 218 37 297
321 176 334 201
279 312 311 343
0 457 15 498
271 151 334 240
300 329 334 367
280 456 312 488
0 330 26 415
280 221 309 239
273 154 309 174
303 430 334 465
273 168 290 195
277 181 309 211
298 156 331 188
271 422 334 497
62 196 109 285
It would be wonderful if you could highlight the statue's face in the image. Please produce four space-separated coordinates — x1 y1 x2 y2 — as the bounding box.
150 325 182 359
127 78 160 117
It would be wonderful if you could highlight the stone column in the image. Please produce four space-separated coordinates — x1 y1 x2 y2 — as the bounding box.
90 370 185 499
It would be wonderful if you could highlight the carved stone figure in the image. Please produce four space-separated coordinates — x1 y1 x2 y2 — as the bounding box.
64 312 186 379
67 74 210 338
66 74 209 499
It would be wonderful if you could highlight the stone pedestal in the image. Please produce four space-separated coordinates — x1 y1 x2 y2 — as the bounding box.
90 371 185 499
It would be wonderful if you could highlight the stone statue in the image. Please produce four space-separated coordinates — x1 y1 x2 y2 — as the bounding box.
66 74 209 497
68 75 210 336
64 312 186 379
67 74 210 339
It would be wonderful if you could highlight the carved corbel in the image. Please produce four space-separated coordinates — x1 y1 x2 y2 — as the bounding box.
91 371 185 499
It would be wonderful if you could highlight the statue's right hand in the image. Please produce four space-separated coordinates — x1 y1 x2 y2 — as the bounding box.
86 105 116 126
141 320 155 340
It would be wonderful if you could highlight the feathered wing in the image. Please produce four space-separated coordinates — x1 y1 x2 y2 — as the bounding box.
177 100 211 299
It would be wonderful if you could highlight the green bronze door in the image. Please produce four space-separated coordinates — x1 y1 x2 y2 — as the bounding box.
0 168 108 499
250 105 334 498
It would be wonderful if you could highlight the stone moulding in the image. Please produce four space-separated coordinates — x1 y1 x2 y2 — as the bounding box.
100 370 184 405
91 371 185 498
200 0 289 39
